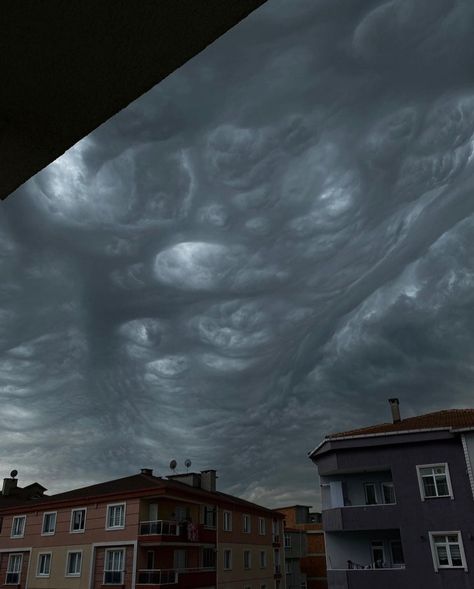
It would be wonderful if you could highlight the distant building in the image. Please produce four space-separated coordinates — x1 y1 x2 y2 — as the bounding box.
309 399 474 588
275 506 326 589
0 468 285 589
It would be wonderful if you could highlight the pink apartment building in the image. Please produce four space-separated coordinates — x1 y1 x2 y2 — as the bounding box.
0 470 285 589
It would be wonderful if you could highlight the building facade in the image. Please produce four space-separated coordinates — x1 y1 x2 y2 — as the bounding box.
309 399 474 589
275 507 326 589
0 469 285 589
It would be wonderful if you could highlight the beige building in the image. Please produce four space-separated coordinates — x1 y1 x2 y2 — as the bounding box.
0 469 285 589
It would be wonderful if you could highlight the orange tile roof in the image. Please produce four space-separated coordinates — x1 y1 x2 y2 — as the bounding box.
328 409 474 439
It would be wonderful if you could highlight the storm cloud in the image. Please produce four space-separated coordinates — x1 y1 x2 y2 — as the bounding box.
2 0 474 507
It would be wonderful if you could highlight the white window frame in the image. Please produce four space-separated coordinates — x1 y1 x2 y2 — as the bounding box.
363 483 378 505
36 552 52 577
284 534 292 549
104 548 125 584
370 540 385 568
223 549 232 570
243 514 251 533
223 510 232 532
41 512 57 536
260 550 267 569
258 517 266 535
106 503 126 530
429 531 467 571
381 482 396 505
243 550 251 570
11 515 26 538
70 507 87 533
65 550 83 577
390 540 405 566
417 463 453 501
6 553 23 585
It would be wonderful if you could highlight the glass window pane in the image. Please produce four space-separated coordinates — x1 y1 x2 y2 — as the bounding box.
450 544 462 566
435 477 449 495
422 477 437 497
436 546 449 566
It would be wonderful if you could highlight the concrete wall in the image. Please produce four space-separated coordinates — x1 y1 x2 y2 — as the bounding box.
320 472 393 508
316 435 474 587
0 498 141 549
28 544 91 589
325 530 401 569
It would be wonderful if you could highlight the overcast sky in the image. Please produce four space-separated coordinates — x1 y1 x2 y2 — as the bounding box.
2 0 474 507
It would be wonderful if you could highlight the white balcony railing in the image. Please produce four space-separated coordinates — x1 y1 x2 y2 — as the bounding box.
139 520 180 536
138 569 178 585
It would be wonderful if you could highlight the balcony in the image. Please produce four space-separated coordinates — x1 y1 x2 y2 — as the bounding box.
136 568 216 589
327 568 406 589
137 569 178 585
323 503 400 532
138 521 216 544
140 521 180 536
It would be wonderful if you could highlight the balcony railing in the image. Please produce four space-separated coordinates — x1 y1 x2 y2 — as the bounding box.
346 560 406 570
274 565 281 574
139 520 180 536
138 569 178 585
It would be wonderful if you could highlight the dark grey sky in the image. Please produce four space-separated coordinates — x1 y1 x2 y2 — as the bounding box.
2 0 474 507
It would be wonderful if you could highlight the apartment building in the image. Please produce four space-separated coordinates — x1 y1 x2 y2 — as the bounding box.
0 468 285 589
275 506 326 589
309 399 474 589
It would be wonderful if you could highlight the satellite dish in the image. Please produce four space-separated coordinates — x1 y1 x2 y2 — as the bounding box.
184 459 192 472
169 459 177 472
10 470 18 479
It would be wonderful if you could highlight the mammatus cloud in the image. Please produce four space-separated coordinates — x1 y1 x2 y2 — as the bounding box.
2 0 474 506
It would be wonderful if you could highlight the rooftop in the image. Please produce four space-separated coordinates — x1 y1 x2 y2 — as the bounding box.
328 408 474 439
0 471 281 517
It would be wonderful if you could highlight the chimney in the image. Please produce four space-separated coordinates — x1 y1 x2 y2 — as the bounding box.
388 398 401 423
141 468 153 476
2 473 18 496
200 470 217 492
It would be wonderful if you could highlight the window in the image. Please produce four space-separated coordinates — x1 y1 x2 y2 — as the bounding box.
284 534 292 549
370 541 385 568
66 551 82 577
106 503 125 529
174 549 187 570
70 508 86 533
202 548 215 569
42 512 57 535
204 505 216 528
364 483 378 505
390 541 405 566
11 516 26 538
382 482 396 504
146 551 155 570
285 561 291 574
223 549 232 570
104 549 124 584
243 514 251 533
417 464 452 500
244 550 251 569
258 517 266 535
429 532 467 571
6 554 22 584
260 551 267 568
223 511 232 532
37 553 51 577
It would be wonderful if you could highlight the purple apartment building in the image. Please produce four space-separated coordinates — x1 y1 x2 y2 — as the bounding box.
309 399 474 589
